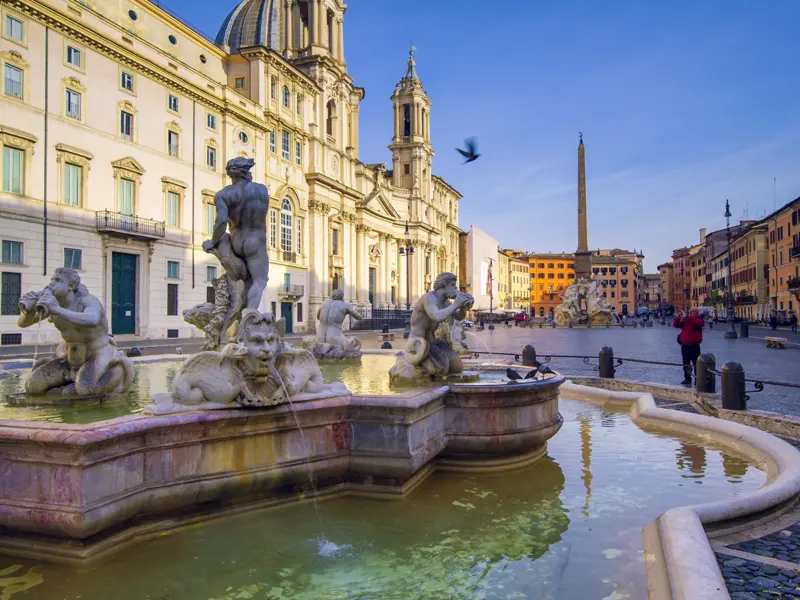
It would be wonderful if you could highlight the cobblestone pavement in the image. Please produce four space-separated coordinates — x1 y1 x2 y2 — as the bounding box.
730 526 800 563
465 325 800 415
715 554 800 598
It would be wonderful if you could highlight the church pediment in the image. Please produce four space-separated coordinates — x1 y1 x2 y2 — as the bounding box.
111 157 145 175
360 192 401 221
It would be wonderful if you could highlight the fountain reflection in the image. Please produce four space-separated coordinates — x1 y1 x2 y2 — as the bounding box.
677 442 707 479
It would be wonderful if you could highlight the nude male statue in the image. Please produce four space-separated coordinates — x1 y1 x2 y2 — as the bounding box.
401 272 474 377
315 289 362 351
17 268 134 396
202 157 269 310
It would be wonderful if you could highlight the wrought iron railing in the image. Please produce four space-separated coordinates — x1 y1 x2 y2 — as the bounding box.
790 246 800 259
95 210 166 238
280 284 304 297
350 307 411 331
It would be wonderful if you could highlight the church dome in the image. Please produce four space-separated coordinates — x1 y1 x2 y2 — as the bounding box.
215 0 282 54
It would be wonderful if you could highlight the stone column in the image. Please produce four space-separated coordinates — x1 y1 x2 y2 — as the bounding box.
284 0 293 54
337 18 344 62
308 0 317 45
308 201 323 330
393 102 400 141
348 216 357 302
382 233 390 307
342 213 351 299
355 224 366 303
330 15 338 58
318 1 328 50
351 104 360 160
320 204 330 298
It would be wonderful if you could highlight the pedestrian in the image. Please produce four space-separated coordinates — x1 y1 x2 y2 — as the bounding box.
770 314 778 331
674 308 704 386
791 313 798 334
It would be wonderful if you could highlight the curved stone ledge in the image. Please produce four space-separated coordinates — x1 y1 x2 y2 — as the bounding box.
0 375 564 562
560 381 800 600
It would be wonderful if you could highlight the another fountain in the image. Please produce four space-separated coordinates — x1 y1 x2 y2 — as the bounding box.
302 289 363 360
389 272 476 383
12 267 134 402
554 278 613 326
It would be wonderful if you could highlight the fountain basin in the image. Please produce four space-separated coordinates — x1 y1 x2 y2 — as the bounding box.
0 372 564 562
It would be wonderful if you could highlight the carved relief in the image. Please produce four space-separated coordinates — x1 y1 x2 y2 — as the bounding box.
1 50 29 67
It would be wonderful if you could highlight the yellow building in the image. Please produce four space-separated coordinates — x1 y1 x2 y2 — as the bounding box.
658 262 674 308
509 255 530 311
730 223 769 320
497 249 510 309
0 0 461 345
590 254 638 314
527 253 575 318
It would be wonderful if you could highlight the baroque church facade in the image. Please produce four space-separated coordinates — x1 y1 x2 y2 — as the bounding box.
0 0 461 344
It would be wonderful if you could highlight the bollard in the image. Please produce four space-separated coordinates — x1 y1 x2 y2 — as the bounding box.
740 322 749 338
552 321 556 328
720 361 746 410
598 346 615 379
382 324 389 335
126 346 142 357
695 353 716 393
381 341 393 349
522 345 537 367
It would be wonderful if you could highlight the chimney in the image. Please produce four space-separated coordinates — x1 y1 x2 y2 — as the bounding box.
699 228 707 243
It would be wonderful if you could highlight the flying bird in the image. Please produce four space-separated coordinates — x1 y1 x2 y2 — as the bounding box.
456 138 480 163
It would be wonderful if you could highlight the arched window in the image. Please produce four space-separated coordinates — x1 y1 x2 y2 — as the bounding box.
282 85 290 108
270 77 277 100
280 198 293 252
326 100 336 138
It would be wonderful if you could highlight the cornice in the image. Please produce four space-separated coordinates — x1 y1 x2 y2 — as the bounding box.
305 172 362 201
11 0 267 133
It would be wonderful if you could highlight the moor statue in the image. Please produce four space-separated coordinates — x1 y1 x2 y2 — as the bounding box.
16 268 134 397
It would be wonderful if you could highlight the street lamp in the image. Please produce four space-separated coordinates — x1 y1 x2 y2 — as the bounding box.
398 221 414 338
486 257 495 330
724 199 738 339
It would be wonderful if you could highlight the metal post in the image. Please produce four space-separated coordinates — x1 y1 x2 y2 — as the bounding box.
740 321 749 338
695 353 716 393
724 200 738 339
598 346 615 379
720 361 746 410
522 345 536 367
551 321 556 328
568 320 573 328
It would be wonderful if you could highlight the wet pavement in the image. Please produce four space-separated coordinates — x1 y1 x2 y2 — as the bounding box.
464 324 800 415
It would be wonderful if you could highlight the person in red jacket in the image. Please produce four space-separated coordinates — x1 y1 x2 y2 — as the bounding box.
674 308 704 385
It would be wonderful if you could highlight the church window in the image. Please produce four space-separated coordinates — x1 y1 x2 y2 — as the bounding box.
326 100 336 138
269 209 277 248
269 130 275 153
270 77 276 99
403 164 409 175
296 217 302 254
280 199 293 252
281 130 290 160
282 85 290 108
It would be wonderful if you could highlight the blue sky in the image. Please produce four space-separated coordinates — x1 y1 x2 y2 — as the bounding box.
175 0 800 270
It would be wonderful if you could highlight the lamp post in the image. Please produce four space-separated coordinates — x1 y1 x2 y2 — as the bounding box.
398 221 414 338
486 257 495 330
724 199 738 339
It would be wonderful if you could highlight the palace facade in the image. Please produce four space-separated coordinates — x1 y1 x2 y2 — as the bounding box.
0 0 462 345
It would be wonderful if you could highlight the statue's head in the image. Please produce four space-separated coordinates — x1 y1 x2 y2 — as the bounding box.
48 267 82 302
433 272 459 299
225 309 281 376
226 157 255 182
331 289 345 301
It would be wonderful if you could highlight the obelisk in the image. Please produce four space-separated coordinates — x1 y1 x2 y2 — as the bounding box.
574 132 591 279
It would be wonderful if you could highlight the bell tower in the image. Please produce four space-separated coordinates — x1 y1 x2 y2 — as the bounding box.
389 47 434 213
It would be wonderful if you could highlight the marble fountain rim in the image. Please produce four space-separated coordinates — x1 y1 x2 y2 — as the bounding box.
559 380 800 600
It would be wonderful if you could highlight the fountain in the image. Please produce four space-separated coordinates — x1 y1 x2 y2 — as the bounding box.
302 289 363 360
554 278 614 326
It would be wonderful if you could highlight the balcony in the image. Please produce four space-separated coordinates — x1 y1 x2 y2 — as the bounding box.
96 210 165 239
279 284 304 298
790 246 800 259
736 295 756 305
329 254 344 269
281 251 298 264
788 277 800 299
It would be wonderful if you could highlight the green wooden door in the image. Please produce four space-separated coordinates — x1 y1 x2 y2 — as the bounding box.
111 252 137 334
280 301 293 335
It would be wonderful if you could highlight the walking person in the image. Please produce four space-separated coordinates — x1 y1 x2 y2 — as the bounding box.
791 313 798 334
674 308 704 386
770 314 778 331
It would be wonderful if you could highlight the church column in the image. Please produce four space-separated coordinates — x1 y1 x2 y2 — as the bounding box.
293 1 302 47
355 224 366 303
337 17 344 62
382 233 391 307
330 15 339 59
308 202 323 330
342 214 351 299
284 0 293 54
393 102 400 142
320 205 330 298
351 104 360 160
318 1 328 51
308 0 317 45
